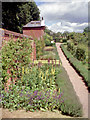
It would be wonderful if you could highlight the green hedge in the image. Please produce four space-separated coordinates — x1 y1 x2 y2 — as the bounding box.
61 44 89 87
75 47 86 61
67 42 86 61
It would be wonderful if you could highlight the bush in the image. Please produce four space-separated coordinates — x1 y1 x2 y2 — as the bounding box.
67 42 76 55
61 44 89 87
62 38 67 43
44 33 54 46
75 47 86 61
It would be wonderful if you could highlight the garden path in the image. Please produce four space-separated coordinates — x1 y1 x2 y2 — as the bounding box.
56 43 88 118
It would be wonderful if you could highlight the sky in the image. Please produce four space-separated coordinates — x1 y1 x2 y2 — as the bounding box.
34 0 89 33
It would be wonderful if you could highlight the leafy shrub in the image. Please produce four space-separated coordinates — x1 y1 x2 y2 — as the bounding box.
44 33 54 46
61 44 89 86
67 42 76 55
55 37 60 42
60 102 82 117
62 38 67 43
75 47 86 61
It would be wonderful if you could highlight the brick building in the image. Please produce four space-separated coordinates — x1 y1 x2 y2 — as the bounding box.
0 18 45 60
23 18 45 40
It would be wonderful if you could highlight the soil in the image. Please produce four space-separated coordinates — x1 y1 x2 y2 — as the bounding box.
1 108 73 118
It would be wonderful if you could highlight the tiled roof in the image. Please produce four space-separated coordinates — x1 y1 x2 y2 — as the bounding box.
23 20 45 28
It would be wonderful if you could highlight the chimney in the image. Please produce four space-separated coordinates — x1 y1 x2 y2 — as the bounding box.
41 17 45 26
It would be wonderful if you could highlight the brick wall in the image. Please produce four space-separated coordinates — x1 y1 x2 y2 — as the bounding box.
0 28 36 60
23 26 45 40
0 28 36 90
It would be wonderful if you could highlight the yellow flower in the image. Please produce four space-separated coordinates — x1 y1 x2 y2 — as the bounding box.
58 88 60 94
51 67 55 75
46 69 48 76
25 67 28 74
41 72 44 80
39 72 41 78
22 67 24 75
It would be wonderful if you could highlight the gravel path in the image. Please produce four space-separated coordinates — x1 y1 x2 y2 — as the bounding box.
56 43 88 118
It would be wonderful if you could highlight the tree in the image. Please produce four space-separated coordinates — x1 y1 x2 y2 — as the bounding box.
84 26 90 33
2 2 40 33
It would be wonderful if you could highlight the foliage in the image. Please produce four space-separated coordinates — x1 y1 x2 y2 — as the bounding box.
44 27 53 36
2 2 40 33
66 32 88 63
84 26 90 33
1 64 64 112
62 38 67 43
61 44 89 87
67 42 76 56
35 38 45 59
1 37 32 87
44 33 54 46
75 47 86 61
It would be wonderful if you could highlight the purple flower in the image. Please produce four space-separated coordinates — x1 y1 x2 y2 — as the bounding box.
58 94 61 99
21 89 23 92
34 90 38 95
17 103 19 106
52 60 53 65
48 59 50 64
37 96 40 100
38 62 42 68
27 94 30 97
20 93 23 96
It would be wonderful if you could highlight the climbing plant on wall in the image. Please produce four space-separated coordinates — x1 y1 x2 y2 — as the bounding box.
2 37 32 88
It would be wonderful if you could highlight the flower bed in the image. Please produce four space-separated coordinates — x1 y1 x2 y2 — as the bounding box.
2 64 64 112
44 46 54 51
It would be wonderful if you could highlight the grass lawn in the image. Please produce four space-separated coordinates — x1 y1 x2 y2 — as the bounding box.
56 66 82 117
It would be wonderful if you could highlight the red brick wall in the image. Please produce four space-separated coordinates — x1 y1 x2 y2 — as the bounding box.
23 26 45 40
0 28 36 60
0 28 36 90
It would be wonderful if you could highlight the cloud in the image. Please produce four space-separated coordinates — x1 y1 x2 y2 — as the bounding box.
38 1 88 24
47 21 88 33
35 0 89 2
35 0 88 33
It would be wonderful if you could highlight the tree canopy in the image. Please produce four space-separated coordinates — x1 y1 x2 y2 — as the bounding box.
84 26 90 33
2 2 40 33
